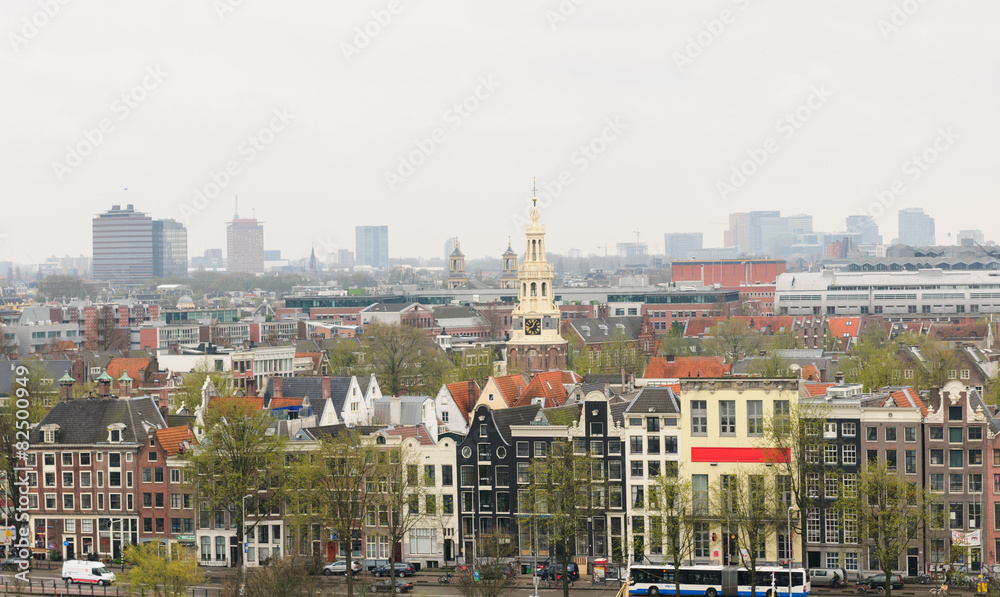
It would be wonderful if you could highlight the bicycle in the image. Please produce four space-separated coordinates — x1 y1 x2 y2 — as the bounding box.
438 572 453 584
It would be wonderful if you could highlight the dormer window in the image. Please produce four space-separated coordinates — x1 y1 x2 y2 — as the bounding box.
40 424 60 444
107 423 126 444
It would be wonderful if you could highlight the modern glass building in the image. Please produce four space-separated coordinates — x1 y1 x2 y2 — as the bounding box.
92 204 153 283
355 225 388 269
153 219 188 279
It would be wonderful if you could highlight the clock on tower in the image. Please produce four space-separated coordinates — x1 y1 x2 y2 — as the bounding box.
525 318 541 335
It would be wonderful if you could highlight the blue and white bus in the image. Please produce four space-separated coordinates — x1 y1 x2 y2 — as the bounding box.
628 564 810 597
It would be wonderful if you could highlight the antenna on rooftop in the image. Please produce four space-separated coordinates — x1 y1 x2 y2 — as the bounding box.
234 196 239 219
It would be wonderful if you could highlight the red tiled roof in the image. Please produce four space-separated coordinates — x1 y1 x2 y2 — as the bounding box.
268 397 304 409
561 370 582 384
683 316 799 338
209 396 266 412
800 364 821 381
153 426 195 456
644 356 730 378
804 383 835 397
52 340 79 352
445 381 480 423
106 357 151 383
491 374 528 407
827 317 862 339
384 424 435 446
885 387 928 417
514 371 570 408
928 323 989 340
295 352 323 370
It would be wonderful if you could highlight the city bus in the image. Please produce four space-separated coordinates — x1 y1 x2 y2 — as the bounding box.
628 564 811 597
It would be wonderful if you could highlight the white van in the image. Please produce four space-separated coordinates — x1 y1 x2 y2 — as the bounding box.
62 560 116 585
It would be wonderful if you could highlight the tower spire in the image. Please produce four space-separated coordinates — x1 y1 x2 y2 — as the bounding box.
532 177 537 206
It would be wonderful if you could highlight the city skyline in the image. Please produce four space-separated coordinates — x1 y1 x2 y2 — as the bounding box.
4 2 999 265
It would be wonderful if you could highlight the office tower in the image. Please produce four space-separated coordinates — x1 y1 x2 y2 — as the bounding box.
786 214 813 235
444 237 458 265
664 233 704 260
846 215 882 245
356 226 389 269
152 219 188 279
957 230 984 245
92 204 153 283
897 208 936 246
227 209 265 274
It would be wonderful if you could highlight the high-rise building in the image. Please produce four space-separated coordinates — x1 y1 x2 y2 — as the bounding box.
356 226 389 269
846 215 882 245
787 214 813 235
335 249 354 269
227 210 264 274
957 230 984 245
664 232 704 260
617 242 648 265
444 237 458 265
152 219 188 279
724 213 751 253
897 208 935 246
92 204 153 283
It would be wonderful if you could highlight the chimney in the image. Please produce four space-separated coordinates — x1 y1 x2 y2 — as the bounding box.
273 377 283 398
468 380 479 403
246 377 257 397
97 372 111 398
120 380 131 398
390 395 402 424
835 372 845 385
58 372 75 401
322 376 331 400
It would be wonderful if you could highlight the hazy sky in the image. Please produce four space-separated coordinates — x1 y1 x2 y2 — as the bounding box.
3 1 998 266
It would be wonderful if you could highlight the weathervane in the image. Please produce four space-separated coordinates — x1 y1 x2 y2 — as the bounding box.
532 177 537 206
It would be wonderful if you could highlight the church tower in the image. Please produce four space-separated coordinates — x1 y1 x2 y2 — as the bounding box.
499 239 518 290
448 242 466 290
506 183 567 373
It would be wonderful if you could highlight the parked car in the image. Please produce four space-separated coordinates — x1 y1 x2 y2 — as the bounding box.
374 579 414 593
323 560 363 576
860 574 904 591
0 558 22 571
373 562 416 577
809 568 846 587
539 563 580 582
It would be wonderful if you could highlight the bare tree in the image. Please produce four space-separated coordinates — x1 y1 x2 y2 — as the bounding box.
647 472 702 597
712 471 781 597
374 443 428 586
454 532 518 597
706 318 762 364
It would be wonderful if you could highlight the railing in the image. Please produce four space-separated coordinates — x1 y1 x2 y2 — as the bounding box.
0 578 223 596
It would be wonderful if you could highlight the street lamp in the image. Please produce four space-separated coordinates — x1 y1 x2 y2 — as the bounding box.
787 506 796 597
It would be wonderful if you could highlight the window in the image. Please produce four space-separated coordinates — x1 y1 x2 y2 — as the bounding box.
81 494 91 509
664 436 678 454
719 401 736 435
970 427 984 441
905 450 917 474
971 450 984 466
806 445 820 465
496 466 509 487
971 503 982 530
825 474 839 498
154 468 163 483
930 474 944 492
950 406 963 421
63 494 74 509
905 427 916 442
951 503 964 529
951 474 964 492
647 461 660 478
609 461 622 481
171 494 182 509
807 473 820 498
646 418 659 433
142 468 151 483
930 449 944 466
170 469 181 483
155 493 164 508
825 445 838 465
516 442 529 457
825 509 839 544
845 553 859 571
460 465 474 487
110 494 121 510
930 426 944 440
950 427 963 443
866 427 877 441
692 475 709 516
886 450 898 471
609 440 622 455
631 461 643 478
61 453 72 466
516 462 529 484
443 495 454 514
80 453 90 466
843 474 857 498
807 508 821 542
747 400 763 436
691 400 707 435
148 451 158 462
970 474 984 493
886 427 897 442
62 472 73 487
534 442 547 458
647 437 660 455
842 444 857 465
842 422 856 437
951 450 965 468
630 436 643 454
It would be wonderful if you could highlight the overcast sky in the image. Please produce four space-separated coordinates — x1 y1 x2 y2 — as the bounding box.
3 1 998 266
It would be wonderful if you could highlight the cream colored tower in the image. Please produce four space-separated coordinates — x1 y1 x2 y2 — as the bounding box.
506 190 567 372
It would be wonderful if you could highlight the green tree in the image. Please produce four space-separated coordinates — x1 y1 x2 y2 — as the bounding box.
769 330 803 350
523 439 605 597
706 318 762 364
748 351 795 378
288 428 384 597
648 472 701 597
122 543 204 597
758 398 830 567
183 400 288 568
326 339 371 377
363 322 451 395
841 325 903 391
837 462 935 597
35 275 86 301
913 340 963 391
178 358 234 412
712 471 781 597
454 532 518 597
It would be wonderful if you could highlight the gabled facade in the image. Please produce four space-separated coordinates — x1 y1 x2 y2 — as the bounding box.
435 380 480 436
